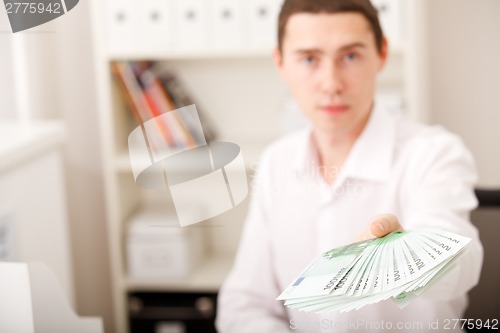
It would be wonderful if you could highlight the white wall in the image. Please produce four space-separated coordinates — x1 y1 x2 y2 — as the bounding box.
0 10 18 119
0 9 60 121
52 3 114 332
0 3 113 332
427 0 500 187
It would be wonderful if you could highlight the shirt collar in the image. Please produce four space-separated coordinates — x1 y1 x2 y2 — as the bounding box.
293 102 396 182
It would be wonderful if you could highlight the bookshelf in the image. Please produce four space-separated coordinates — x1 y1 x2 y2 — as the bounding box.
90 0 429 332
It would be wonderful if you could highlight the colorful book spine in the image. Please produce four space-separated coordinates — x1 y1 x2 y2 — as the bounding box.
112 61 216 152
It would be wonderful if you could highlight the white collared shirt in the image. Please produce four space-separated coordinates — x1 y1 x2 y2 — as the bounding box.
216 105 483 333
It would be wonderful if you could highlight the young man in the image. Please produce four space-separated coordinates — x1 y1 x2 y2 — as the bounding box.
216 0 483 332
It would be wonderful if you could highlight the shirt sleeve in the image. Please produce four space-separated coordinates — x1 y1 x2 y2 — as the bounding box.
401 129 484 301
215 151 292 333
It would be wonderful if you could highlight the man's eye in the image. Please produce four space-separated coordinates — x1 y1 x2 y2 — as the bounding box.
303 56 317 64
344 53 358 62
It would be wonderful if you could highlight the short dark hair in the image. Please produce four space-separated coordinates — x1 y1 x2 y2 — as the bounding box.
277 0 384 54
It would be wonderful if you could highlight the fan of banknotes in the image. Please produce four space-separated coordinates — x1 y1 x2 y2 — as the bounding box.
277 229 470 313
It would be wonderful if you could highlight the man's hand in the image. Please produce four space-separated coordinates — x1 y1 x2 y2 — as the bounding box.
355 213 404 242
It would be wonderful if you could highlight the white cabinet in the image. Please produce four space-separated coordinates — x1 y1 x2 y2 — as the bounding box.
90 0 428 331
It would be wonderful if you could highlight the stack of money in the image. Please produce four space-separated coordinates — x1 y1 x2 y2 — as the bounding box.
277 229 470 313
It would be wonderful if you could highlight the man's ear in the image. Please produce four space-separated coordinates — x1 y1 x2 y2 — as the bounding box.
378 37 389 71
273 47 284 67
273 47 286 78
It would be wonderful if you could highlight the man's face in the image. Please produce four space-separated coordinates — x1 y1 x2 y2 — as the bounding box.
274 13 387 137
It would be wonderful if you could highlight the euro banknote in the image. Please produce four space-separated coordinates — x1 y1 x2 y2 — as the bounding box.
277 229 470 313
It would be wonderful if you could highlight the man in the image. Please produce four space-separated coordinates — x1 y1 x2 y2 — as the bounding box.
216 0 483 332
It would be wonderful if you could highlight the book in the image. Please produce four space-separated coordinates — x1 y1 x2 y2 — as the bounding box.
150 64 217 144
111 61 217 153
139 68 197 148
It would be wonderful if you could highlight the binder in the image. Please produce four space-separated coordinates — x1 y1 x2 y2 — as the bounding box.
135 0 175 52
175 0 209 50
371 0 403 48
244 0 282 50
211 0 244 50
105 0 137 53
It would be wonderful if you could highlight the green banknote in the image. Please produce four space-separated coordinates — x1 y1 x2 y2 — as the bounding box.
277 229 471 313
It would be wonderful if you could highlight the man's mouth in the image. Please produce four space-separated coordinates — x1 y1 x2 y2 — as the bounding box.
319 104 350 114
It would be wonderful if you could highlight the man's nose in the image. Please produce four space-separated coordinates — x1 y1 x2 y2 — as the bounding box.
319 62 344 96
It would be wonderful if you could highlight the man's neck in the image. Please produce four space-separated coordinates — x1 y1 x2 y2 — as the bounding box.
313 111 372 185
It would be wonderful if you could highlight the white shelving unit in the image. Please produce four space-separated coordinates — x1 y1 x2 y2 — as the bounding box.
89 0 428 331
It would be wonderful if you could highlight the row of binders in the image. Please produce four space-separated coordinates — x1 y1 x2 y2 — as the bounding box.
104 0 403 55
105 0 283 53
111 62 216 153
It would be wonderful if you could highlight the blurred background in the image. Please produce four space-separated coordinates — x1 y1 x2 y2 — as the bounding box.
0 0 499 332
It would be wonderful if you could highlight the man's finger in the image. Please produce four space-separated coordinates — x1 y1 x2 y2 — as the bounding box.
369 213 403 238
